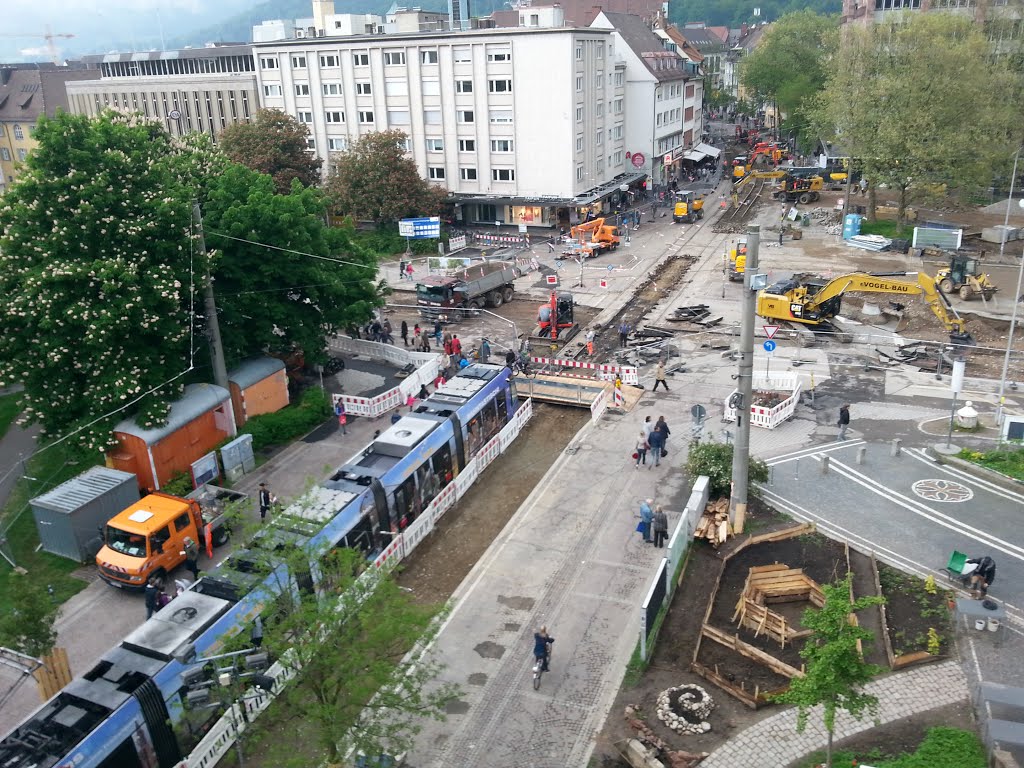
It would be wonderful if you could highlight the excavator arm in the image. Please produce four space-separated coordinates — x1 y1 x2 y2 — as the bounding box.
734 169 788 189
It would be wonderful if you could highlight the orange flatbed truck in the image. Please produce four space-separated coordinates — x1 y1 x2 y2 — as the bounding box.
95 492 231 590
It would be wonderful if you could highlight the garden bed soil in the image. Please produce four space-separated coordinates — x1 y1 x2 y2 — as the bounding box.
593 497 949 768
877 563 953 660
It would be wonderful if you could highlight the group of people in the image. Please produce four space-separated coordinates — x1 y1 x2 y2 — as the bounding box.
635 414 671 469
143 556 195 620
637 498 670 547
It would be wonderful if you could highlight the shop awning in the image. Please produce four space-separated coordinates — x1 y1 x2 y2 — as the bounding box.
683 150 707 162
694 142 722 159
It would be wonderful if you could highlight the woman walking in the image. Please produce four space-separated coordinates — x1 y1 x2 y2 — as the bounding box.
400 320 409 347
635 431 648 469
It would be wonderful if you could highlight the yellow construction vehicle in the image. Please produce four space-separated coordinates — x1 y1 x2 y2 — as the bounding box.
733 169 788 188
935 254 998 301
726 239 748 282
756 271 972 343
772 175 824 204
672 191 705 223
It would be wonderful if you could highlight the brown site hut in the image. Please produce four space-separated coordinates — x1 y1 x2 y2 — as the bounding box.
228 357 289 427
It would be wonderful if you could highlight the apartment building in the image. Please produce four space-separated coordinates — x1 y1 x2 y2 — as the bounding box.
254 26 639 227
0 63 98 194
843 0 1024 27
591 12 703 186
65 45 259 138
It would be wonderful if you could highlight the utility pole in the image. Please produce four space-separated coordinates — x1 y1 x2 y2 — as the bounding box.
192 202 230 391
729 224 760 534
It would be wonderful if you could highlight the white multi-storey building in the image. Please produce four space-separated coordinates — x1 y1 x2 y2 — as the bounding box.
592 12 703 186
253 26 642 228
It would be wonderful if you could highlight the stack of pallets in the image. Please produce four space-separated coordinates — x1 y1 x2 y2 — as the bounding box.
694 498 730 546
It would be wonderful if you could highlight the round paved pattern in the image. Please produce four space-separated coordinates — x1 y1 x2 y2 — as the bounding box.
912 478 974 502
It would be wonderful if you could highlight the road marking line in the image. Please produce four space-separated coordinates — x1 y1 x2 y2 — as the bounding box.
766 440 867 465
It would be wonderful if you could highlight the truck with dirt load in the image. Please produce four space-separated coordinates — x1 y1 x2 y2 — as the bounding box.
416 262 519 320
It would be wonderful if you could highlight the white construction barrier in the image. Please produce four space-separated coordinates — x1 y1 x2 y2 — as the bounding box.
723 372 801 430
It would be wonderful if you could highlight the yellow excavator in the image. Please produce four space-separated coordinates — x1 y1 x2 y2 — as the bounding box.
756 271 973 344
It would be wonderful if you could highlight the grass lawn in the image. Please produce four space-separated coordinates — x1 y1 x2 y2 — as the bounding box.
795 726 985 768
0 441 100 614
859 218 913 239
958 446 1024 482
0 392 21 440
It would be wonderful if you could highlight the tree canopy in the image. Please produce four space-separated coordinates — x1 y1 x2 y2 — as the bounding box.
203 164 381 366
740 11 837 148
772 574 884 768
218 108 323 194
0 111 197 449
814 13 1023 223
324 129 448 224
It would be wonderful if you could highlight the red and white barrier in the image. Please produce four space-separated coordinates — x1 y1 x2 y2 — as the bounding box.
529 356 639 385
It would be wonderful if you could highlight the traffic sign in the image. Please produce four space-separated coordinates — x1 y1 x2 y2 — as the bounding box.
763 340 777 353
763 324 780 340
546 274 558 285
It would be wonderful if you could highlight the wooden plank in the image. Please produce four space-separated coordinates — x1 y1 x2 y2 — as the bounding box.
870 552 897 669
690 661 761 710
701 624 805 678
33 648 71 702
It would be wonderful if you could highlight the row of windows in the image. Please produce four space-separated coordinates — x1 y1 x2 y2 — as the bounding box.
427 167 515 181
657 83 684 100
278 103 517 126
656 108 682 127
0 124 26 139
100 55 254 78
86 89 252 129
422 138 513 152
266 78 514 98
574 42 606 59
260 46 512 70
575 72 605 91
0 147 28 162
574 152 625 181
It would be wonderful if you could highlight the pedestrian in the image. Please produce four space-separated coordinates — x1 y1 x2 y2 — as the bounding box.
548 239 556 253
634 431 649 469
405 262 415 281
391 409 402 425
443 335 453 355
400 320 409 347
779 224 784 246
653 505 669 548
618 320 630 348
144 576 160 619
966 555 996 598
585 328 595 356
642 415 653 442
258 482 274 522
336 400 348 435
480 338 491 363
653 361 669 392
181 536 200 581
434 319 443 346
406 393 416 412
382 319 394 344
837 403 850 441
647 426 664 468
399 258 407 280
655 416 671 457
418 384 430 400
414 323 421 341
156 588 172 610
452 334 463 357
637 498 654 543
420 332 431 352
859 177 868 197
505 349 517 369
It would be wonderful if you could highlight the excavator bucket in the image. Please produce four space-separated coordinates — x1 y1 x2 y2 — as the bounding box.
950 331 976 347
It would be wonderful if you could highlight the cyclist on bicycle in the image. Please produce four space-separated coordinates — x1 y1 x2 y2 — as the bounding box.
533 626 554 672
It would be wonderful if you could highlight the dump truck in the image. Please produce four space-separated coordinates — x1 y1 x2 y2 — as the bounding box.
95 491 233 590
672 192 705 223
416 262 519 320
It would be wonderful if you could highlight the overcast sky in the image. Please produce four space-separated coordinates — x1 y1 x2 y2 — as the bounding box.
3 0 258 60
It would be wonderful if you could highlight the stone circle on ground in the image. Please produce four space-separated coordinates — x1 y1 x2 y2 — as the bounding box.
656 683 715 734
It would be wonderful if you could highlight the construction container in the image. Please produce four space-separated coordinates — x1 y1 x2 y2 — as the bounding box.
723 372 802 430
31 467 140 562
228 357 289 427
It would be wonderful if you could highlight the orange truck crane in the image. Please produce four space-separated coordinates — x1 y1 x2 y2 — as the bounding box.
569 218 620 257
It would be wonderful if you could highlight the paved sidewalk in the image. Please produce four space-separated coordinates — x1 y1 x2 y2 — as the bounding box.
700 660 970 768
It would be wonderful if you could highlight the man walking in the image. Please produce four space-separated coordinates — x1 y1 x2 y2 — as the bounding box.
585 327 596 356
144 577 161 619
647 425 665 469
652 361 669 392
638 499 654 543
434 319 443 347
182 536 200 581
837 404 850 441
258 482 275 522
653 505 669 548
618 320 630 349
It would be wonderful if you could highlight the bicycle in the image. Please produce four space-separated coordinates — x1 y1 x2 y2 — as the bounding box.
532 649 551 690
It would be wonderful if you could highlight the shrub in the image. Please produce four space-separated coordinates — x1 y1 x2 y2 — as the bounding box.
881 726 985 768
162 472 195 497
241 387 332 450
684 440 769 498
956 445 1024 481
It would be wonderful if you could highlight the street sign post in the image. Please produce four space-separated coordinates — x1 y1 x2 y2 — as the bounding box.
763 339 776 376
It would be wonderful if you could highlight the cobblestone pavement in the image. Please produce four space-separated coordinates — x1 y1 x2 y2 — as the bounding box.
700 660 970 768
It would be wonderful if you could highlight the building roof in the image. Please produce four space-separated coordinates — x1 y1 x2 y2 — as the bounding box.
599 12 689 82
676 26 725 51
0 64 96 123
707 25 730 43
228 357 285 389
79 44 253 66
114 383 230 446
31 467 136 515
655 19 705 63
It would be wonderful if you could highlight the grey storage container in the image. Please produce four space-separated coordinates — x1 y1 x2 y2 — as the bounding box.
31 467 140 562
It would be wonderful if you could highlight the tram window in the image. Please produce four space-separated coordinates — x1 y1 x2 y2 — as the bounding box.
295 568 314 595
433 443 454 486
343 515 375 554
481 399 500 442
393 475 417 529
418 463 440 508
496 391 508 426
465 417 482 457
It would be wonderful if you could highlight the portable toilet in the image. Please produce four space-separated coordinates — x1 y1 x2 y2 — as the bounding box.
31 467 140 562
843 214 863 240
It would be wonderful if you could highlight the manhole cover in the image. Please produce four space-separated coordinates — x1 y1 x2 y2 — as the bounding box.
912 478 973 502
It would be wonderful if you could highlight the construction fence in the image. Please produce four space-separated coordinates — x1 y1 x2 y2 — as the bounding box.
327 337 440 419
639 475 709 661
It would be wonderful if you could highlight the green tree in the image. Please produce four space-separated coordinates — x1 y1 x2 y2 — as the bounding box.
0 111 198 450
254 546 457 766
740 11 837 149
202 163 380 365
324 129 448 224
685 440 768 498
771 574 884 768
814 14 1023 224
218 108 323 194
0 573 59 657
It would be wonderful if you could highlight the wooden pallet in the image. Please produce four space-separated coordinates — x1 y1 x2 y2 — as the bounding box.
732 565 824 648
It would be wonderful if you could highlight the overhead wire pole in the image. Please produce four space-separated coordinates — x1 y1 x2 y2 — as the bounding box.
729 224 760 535
192 202 230 391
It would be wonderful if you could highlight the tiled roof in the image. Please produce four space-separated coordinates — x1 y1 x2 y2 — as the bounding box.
0 64 97 123
601 12 689 81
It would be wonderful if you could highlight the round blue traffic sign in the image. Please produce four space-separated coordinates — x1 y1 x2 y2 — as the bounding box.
763 340 777 352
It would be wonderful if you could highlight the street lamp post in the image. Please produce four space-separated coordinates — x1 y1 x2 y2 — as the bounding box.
999 148 1021 260
994 195 1024 432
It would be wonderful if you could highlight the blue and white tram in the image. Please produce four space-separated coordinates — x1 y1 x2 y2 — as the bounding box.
0 365 518 768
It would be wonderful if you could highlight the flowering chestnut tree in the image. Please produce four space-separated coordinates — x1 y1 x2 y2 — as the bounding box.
0 111 199 450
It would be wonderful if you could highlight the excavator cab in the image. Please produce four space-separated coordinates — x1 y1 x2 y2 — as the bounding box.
536 292 576 341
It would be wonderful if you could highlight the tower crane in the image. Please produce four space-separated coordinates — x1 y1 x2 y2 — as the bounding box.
0 27 75 65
